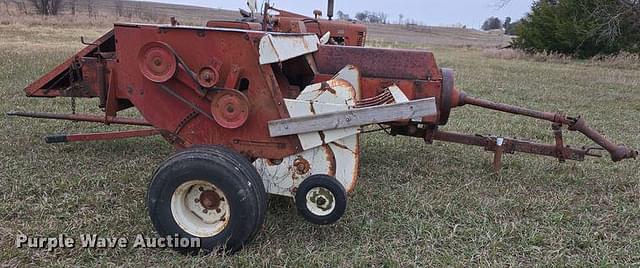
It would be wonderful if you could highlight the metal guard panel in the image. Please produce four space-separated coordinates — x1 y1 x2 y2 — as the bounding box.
314 45 440 80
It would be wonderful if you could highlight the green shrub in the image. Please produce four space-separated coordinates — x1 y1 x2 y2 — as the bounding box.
512 0 640 58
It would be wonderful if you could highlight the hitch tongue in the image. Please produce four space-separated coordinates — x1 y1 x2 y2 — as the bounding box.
567 117 638 162
460 94 638 163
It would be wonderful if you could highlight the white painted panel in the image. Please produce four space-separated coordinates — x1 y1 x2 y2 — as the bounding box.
253 146 334 197
332 65 361 101
259 34 320 65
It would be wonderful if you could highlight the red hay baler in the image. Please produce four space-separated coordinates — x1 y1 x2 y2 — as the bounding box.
8 2 637 254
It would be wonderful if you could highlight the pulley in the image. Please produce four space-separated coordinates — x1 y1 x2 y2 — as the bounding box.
210 90 250 129
138 41 177 83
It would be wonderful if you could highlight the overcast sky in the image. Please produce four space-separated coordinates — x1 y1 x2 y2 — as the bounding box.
137 0 534 29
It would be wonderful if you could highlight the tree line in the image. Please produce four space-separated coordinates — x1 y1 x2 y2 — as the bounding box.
496 0 640 58
481 16 520 35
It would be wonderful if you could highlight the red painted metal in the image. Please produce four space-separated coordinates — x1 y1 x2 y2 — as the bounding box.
109 24 302 159
138 42 178 83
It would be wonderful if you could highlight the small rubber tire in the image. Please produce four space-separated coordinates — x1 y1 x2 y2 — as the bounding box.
295 174 347 225
184 146 267 241
147 146 266 254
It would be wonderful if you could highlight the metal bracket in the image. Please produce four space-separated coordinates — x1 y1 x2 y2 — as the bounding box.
268 98 437 137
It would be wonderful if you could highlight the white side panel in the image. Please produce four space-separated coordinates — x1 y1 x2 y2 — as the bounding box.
297 79 357 106
253 146 334 197
259 34 320 65
255 65 361 197
328 135 359 193
332 65 362 101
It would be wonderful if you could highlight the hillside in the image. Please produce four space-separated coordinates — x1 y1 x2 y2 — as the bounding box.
0 0 511 47
367 23 511 48
1 0 238 23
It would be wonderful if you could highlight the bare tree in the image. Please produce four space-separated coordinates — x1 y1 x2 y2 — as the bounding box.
378 12 388 24
498 0 635 8
13 0 28 14
29 0 63 15
115 0 124 17
87 0 93 17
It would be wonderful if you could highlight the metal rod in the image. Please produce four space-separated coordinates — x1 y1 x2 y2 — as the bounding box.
462 95 568 124
431 130 590 161
461 94 637 162
45 129 162 143
6 111 152 126
569 118 638 161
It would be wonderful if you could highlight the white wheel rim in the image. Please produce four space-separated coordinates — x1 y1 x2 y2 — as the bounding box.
305 187 336 217
171 180 230 237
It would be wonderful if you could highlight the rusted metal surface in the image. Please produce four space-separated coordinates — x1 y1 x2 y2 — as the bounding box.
314 45 440 80
461 94 567 123
461 94 638 162
25 30 115 97
395 126 601 162
268 6 367 46
7 111 151 126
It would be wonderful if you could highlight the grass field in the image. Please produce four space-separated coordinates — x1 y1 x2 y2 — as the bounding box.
0 22 639 266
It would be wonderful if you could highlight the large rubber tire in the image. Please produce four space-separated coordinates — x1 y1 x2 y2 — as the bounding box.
295 174 347 225
147 146 266 254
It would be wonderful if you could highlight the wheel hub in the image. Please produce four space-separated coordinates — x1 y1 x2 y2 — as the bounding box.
171 180 230 237
306 187 336 216
199 190 221 210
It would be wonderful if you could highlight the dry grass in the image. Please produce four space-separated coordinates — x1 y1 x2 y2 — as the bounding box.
0 21 639 267
366 23 513 49
483 48 640 70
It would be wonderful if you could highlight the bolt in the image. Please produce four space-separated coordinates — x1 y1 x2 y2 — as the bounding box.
216 208 221 213
202 209 208 213
153 58 162 66
194 198 200 203
316 196 327 206
297 163 306 173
